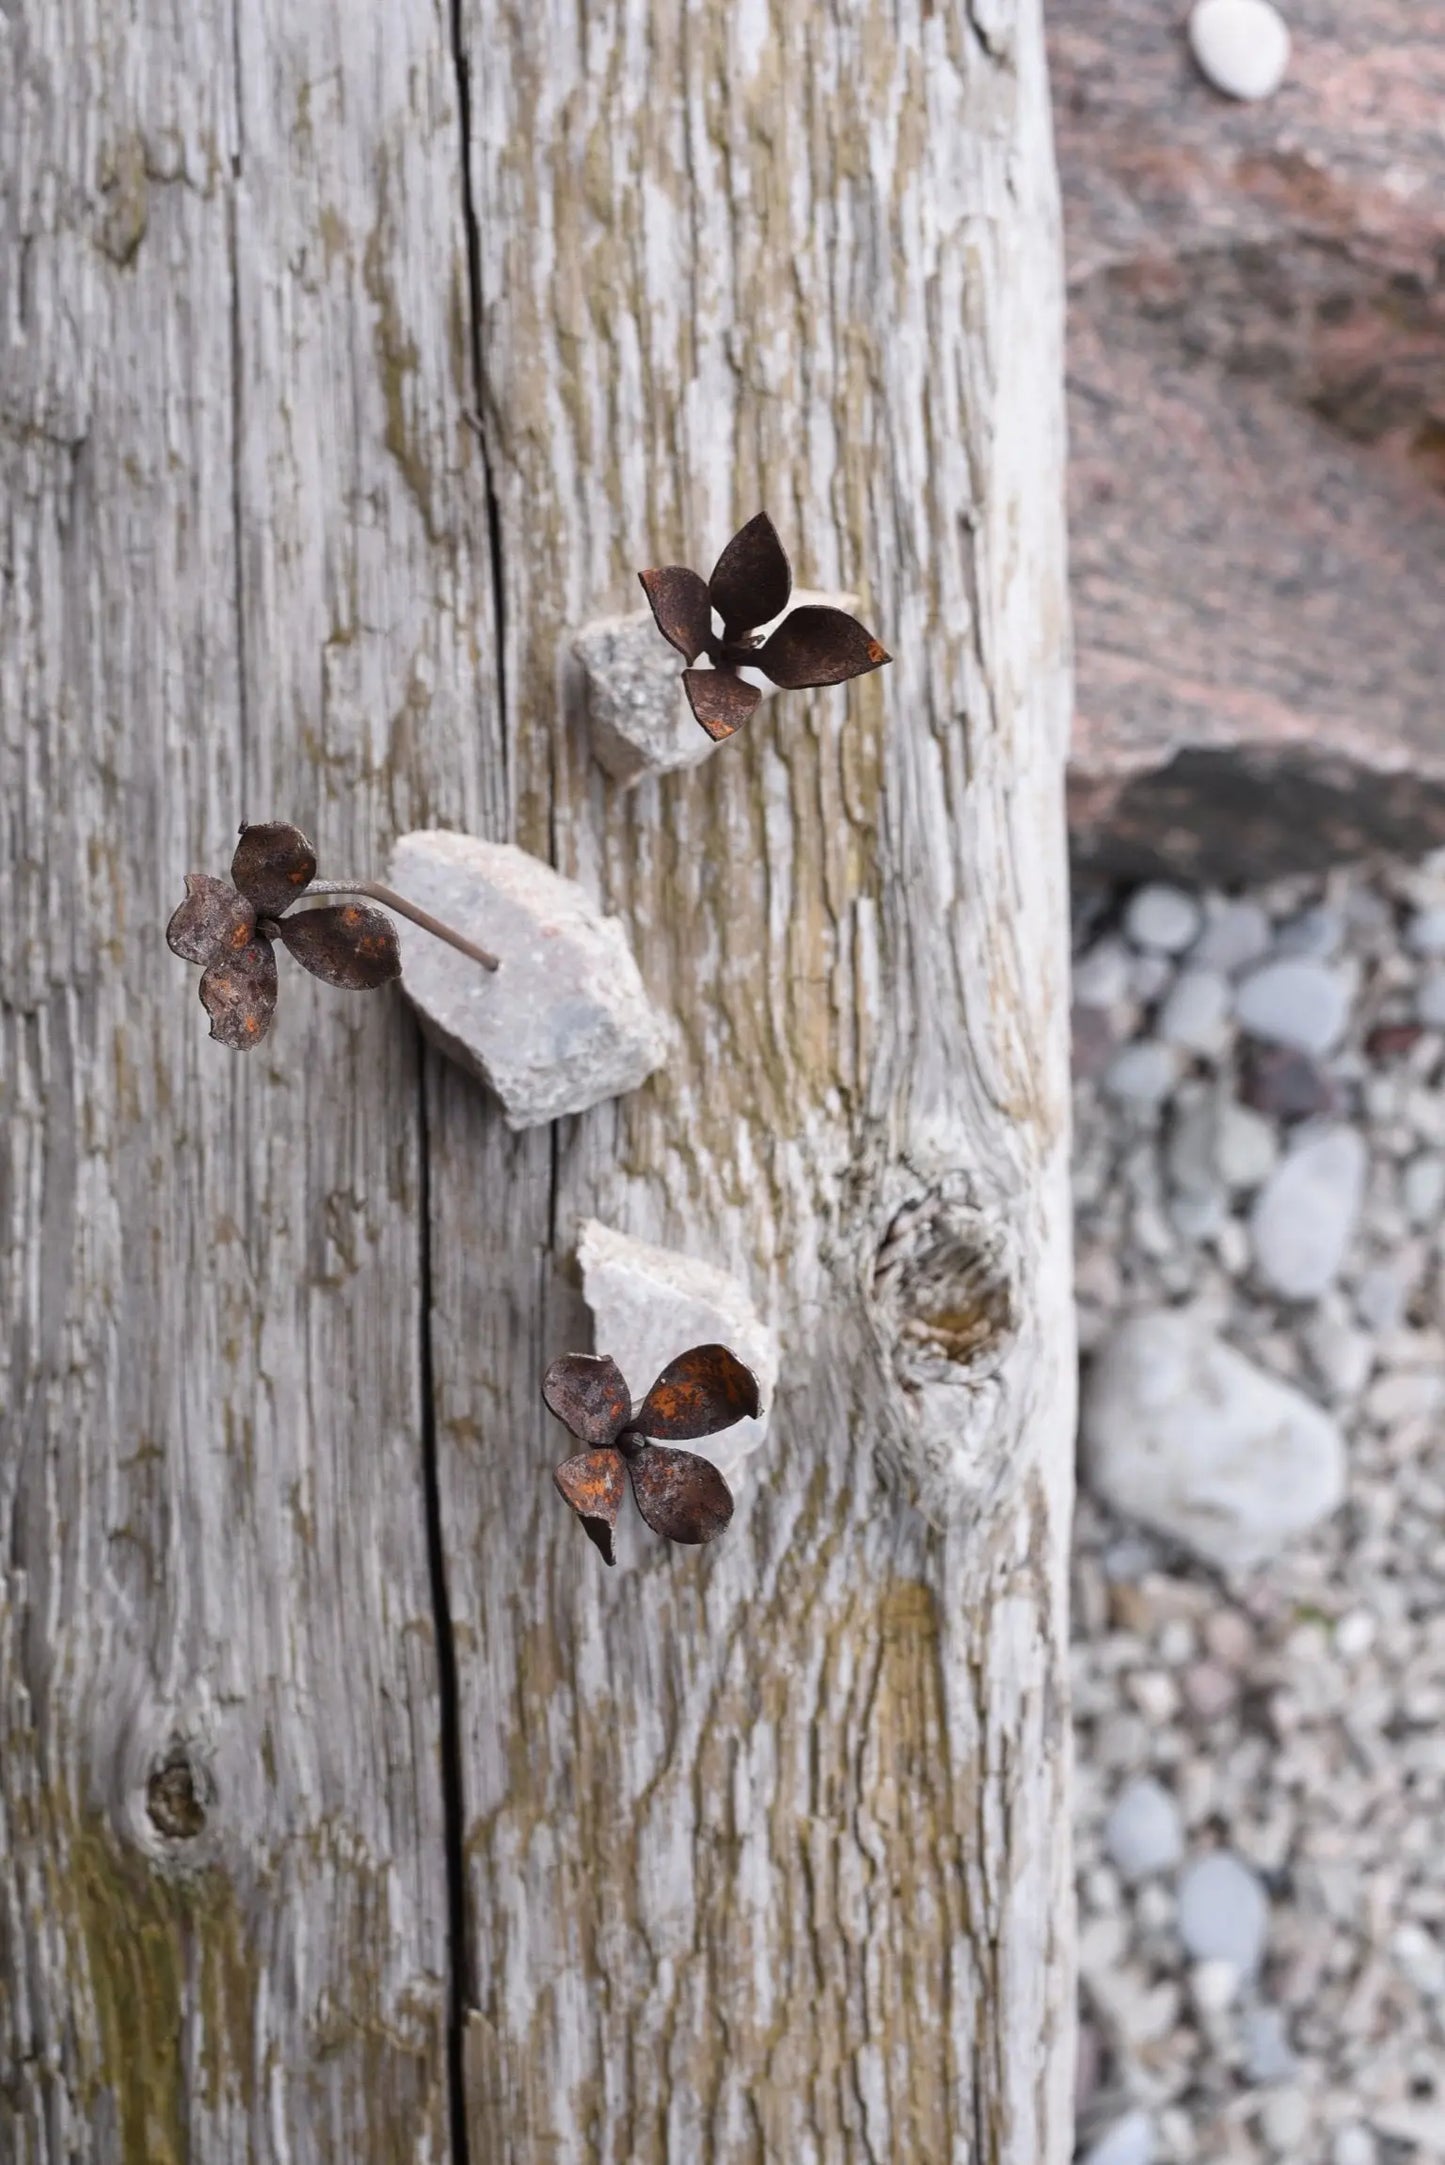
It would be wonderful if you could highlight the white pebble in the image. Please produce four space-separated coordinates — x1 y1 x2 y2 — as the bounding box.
1105 1777 1185 1883
1074 937 1133 1010
1407 905 1445 955
1177 1850 1270 1973
1190 1957 1241 2013
1158 967 1232 1055
1188 0 1291 103
1332 2129 1377 2165
1389 1922 1445 1998
1192 896 1271 973
1249 1126 1367 1300
1417 969 1445 1028
1402 1153 1445 1226
1126 883 1203 955
1082 2108 1155 2165
1302 1302 1373 1399
1104 1041 1182 1108
1334 1609 1376 1661
1235 957 1353 1056
1260 2086 1311 2152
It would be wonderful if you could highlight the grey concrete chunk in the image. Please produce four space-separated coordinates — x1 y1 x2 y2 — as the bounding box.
574 589 858 787
389 831 670 1129
578 1220 779 1489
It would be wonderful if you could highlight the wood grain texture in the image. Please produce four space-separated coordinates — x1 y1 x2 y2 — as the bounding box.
1 0 491 2156
435 2 1077 2159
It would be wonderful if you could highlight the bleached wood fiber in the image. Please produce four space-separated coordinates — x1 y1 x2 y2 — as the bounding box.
1 1 1074 2160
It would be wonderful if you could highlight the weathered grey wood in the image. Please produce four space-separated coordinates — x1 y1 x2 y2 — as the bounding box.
435 3 1078 2160
1 1 491 2156
3 0 1074 2159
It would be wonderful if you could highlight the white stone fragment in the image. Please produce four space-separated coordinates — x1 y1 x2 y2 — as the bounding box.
1249 1126 1366 1300
1234 957 1352 1055
1081 1310 1346 1570
1125 883 1203 955
577 1220 779 1488
389 831 670 1128
573 588 858 787
1188 0 1291 103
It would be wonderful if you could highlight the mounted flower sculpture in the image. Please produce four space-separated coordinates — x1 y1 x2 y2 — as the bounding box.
542 1345 762 1565
167 820 498 1049
639 510 891 741
168 516 882 1563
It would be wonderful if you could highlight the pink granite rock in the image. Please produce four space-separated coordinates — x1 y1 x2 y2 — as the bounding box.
1052 1 1445 880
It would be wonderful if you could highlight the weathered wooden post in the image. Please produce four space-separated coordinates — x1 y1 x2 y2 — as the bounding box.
1 2 1075 2159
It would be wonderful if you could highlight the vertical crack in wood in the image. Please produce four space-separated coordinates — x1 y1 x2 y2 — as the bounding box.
417 1031 474 2165
449 0 510 819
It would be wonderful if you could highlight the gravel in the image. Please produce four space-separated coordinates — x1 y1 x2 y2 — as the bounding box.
1071 861 1445 2161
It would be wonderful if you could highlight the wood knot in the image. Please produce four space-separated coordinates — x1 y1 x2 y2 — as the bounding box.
146 1744 208 1840
871 1191 1018 1386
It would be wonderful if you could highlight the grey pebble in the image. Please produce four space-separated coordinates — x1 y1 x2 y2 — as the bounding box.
1234 957 1352 1057
1241 2001 1297 2085
1125 883 1203 956
1406 905 1445 956
1074 937 1133 1010
1177 1851 1269 1973
1103 1041 1181 1108
1157 968 1231 1056
1192 896 1271 974
1170 1089 1277 1197
1104 1777 1185 1883
1354 1262 1410 1334
1082 2109 1155 2165
1130 952 1176 1004
1275 902 1344 960
1417 969 1445 1028
1249 1126 1366 1300
1402 1153 1445 1227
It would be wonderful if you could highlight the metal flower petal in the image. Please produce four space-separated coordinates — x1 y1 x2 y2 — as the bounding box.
638 565 713 665
198 934 279 1050
276 903 402 989
628 1444 734 1546
681 669 762 742
230 821 318 915
708 512 792 635
553 1449 627 1566
636 1344 762 1441
167 873 256 965
541 1352 632 1447
756 604 891 690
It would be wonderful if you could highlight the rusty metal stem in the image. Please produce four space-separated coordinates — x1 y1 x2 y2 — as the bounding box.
307 879 501 972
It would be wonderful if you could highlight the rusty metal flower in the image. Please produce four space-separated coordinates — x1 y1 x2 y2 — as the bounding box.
167 821 499 1050
542 1344 761 1565
638 511 891 741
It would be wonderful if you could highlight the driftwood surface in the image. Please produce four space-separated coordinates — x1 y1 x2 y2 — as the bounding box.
0 2 1075 2161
